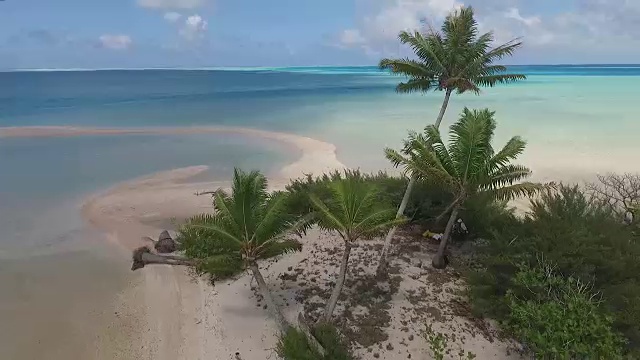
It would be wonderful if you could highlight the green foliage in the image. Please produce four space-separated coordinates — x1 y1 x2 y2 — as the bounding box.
276 325 353 360
379 6 525 96
178 169 306 279
459 196 517 239
285 170 448 224
386 108 541 205
504 260 626 359
425 325 447 360
468 184 640 355
424 324 477 360
309 173 407 242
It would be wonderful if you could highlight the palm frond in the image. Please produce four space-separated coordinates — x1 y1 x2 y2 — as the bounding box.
489 182 545 201
474 73 527 87
486 164 532 188
258 238 303 259
448 108 495 183
199 253 243 278
398 31 447 73
379 58 435 78
489 136 527 169
310 193 347 238
396 78 436 93
311 174 403 242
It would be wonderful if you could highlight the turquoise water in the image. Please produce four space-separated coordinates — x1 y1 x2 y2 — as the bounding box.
2 65 640 252
1 65 639 358
0 133 295 255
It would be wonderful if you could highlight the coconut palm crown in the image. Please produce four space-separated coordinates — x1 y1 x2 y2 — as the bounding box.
379 6 526 127
178 168 308 330
385 108 543 268
309 173 406 322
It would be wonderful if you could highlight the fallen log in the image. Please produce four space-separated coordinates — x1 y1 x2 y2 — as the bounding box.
131 247 195 271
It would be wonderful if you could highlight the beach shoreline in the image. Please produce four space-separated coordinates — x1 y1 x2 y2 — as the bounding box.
66 126 344 359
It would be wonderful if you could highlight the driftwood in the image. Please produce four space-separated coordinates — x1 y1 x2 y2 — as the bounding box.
131 247 195 271
142 231 180 253
297 312 326 356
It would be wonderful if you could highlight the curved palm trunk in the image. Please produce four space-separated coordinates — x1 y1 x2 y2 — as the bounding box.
322 241 352 323
432 205 459 269
248 262 291 332
433 89 452 128
376 89 453 275
376 175 415 275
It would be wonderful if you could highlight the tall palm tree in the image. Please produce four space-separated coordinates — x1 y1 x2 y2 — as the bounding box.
376 6 526 273
178 169 308 332
386 108 542 269
310 173 405 323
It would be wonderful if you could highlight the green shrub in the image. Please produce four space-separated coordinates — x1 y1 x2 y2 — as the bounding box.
468 185 640 355
424 324 477 360
277 328 321 360
285 170 452 224
276 325 353 360
504 260 625 359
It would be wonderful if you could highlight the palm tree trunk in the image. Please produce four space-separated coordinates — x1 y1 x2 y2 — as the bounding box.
432 205 459 269
376 89 453 274
376 175 415 275
248 261 291 332
434 89 453 128
322 241 352 323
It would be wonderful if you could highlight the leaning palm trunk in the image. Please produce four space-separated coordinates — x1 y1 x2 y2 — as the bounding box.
434 89 452 128
322 242 352 323
377 176 416 275
376 93 451 275
248 262 291 332
432 205 460 269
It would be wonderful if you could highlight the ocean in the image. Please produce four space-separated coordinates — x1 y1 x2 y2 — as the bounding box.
1 65 639 358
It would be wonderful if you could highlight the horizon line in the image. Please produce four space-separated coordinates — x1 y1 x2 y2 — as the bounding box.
3 63 640 73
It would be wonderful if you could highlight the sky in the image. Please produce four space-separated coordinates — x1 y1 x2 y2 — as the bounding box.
1 0 639 69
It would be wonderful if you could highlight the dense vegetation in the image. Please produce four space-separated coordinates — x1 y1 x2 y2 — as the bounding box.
466 184 640 357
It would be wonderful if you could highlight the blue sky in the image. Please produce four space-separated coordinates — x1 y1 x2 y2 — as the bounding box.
1 0 638 69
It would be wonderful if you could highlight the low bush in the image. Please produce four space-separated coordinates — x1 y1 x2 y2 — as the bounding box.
276 325 353 360
504 260 625 358
468 185 640 356
285 170 453 225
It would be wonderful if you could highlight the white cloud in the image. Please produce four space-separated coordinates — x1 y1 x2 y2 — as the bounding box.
164 12 182 23
179 14 208 41
98 34 133 50
138 0 205 10
504 8 541 27
337 0 462 52
338 29 366 47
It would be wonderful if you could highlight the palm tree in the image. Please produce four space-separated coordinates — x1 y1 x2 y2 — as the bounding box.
386 108 542 269
178 169 308 332
376 6 526 273
309 173 406 323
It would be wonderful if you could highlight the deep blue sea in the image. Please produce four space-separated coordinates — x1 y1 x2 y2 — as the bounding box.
1 65 639 359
